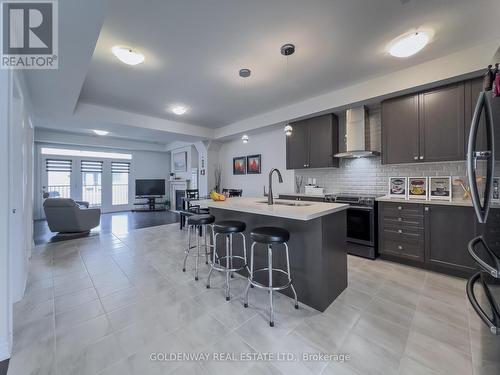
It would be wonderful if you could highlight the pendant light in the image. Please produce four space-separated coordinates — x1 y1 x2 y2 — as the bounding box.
239 68 252 143
281 44 295 136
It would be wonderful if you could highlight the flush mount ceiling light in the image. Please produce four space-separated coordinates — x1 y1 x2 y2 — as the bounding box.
387 31 431 58
93 130 109 136
171 105 187 115
111 46 145 65
239 68 251 78
242 134 249 143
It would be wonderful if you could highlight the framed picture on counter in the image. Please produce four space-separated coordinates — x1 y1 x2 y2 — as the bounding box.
233 156 246 175
388 177 407 199
408 177 428 200
429 176 452 201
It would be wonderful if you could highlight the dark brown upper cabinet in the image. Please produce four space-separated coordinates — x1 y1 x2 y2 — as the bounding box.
419 83 465 162
382 94 420 164
286 119 310 169
286 114 339 169
464 77 488 155
382 82 466 164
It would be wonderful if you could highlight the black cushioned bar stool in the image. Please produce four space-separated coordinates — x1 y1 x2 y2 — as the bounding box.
244 227 298 327
207 220 249 301
182 214 215 281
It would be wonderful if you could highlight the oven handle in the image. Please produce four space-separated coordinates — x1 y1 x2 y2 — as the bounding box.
466 271 499 335
346 206 374 211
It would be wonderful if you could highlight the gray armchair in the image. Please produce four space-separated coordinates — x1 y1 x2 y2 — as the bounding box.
43 198 101 234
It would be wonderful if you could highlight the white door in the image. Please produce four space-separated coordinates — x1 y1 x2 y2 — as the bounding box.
108 161 131 212
9 95 27 302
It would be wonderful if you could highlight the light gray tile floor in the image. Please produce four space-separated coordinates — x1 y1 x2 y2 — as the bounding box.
7 223 500 375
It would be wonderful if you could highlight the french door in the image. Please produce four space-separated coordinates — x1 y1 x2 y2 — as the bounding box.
41 156 131 217
81 160 103 207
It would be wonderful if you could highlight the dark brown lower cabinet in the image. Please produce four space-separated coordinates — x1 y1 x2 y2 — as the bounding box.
423 205 477 274
378 202 478 277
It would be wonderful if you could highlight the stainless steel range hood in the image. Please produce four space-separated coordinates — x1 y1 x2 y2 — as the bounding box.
334 106 380 158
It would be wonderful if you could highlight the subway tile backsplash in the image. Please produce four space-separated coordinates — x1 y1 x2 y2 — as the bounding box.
295 157 487 197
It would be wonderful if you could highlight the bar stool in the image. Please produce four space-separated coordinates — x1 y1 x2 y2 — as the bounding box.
182 214 215 281
244 227 298 327
207 220 249 301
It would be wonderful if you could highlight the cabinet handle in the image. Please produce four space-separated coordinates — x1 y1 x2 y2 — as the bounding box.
413 156 418 160
419 156 424 160
398 206 402 210
398 229 403 234
303 164 306 167
424 206 429 212
398 245 403 250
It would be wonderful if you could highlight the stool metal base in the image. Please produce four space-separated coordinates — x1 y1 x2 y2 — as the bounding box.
244 241 298 327
182 223 214 281
207 231 249 301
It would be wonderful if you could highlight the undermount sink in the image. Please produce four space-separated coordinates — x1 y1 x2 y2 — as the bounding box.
256 200 312 207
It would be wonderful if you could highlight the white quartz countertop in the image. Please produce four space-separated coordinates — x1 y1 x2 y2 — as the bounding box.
197 197 349 221
376 195 475 207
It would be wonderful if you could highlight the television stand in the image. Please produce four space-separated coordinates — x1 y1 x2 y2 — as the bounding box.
132 197 166 212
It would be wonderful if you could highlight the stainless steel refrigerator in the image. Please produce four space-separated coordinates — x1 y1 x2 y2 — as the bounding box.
466 89 500 335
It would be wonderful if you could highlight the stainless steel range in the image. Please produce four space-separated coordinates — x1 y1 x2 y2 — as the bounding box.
326 194 379 259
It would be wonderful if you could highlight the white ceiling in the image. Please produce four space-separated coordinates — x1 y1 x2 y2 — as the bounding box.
26 0 500 145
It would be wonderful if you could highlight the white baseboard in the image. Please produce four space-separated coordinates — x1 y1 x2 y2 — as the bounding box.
0 340 11 361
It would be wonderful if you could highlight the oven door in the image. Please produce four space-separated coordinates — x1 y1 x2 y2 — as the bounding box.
346 206 374 246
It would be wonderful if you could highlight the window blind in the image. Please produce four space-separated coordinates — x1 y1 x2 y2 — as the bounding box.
46 159 72 172
81 160 103 173
111 162 130 173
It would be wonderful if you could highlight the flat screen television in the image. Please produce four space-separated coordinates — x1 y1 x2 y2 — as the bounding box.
135 179 165 197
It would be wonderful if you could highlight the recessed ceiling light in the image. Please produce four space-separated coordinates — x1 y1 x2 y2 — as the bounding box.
111 46 145 65
171 106 187 115
387 31 431 58
93 129 109 136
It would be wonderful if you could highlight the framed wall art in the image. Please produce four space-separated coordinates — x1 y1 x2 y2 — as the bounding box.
388 177 407 199
246 154 261 174
173 151 187 172
429 176 452 201
233 156 246 175
408 177 428 200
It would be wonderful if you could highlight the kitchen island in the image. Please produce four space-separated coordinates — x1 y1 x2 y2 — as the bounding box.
200 197 349 312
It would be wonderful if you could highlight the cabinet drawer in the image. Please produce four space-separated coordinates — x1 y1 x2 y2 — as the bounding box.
382 226 424 242
380 202 423 216
382 215 424 228
380 238 424 261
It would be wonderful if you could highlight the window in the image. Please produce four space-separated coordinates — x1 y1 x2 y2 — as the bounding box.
46 159 72 198
81 161 103 207
42 147 132 160
112 162 130 205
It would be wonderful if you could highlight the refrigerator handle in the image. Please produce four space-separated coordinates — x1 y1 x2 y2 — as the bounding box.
467 91 495 223
466 271 499 335
468 236 500 278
